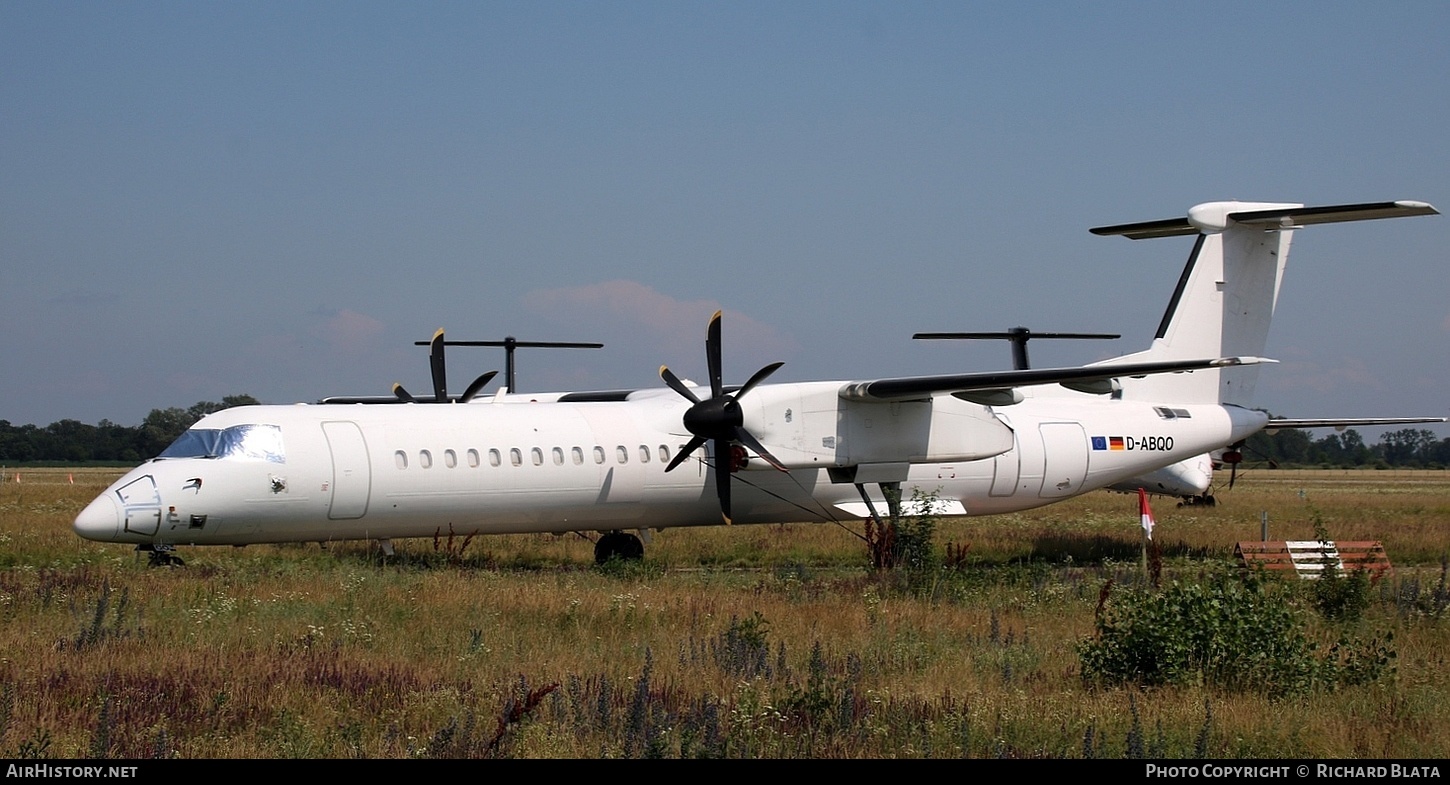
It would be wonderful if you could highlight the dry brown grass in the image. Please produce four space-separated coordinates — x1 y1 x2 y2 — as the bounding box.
1 467 1448 758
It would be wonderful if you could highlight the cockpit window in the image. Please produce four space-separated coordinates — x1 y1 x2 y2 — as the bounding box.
158 424 285 463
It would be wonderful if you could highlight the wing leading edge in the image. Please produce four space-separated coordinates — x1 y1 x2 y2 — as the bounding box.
837 356 1274 404
1266 416 1447 432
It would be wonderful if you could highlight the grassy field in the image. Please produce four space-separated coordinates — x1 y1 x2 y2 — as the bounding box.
1 467 1448 758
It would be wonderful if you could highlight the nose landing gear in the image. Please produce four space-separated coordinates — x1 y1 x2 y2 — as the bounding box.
139 543 185 567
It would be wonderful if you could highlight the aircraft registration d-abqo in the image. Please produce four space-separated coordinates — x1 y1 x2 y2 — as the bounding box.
75 199 1442 565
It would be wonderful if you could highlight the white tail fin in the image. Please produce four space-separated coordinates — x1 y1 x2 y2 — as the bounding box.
1092 200 1437 406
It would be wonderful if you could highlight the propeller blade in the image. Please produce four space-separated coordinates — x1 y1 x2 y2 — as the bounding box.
428 328 447 402
706 310 723 399
377 329 495 404
459 370 498 403
660 366 702 404
713 437 732 524
732 426 788 472
734 361 784 401
665 435 708 472
1224 440 1245 489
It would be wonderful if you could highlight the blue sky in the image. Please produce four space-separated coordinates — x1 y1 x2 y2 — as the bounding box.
3 2 1447 439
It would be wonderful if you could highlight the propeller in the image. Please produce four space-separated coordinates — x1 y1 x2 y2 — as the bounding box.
659 311 788 524
427 336 604 394
393 329 498 403
1220 439 1279 490
1221 443 1244 489
913 327 1120 371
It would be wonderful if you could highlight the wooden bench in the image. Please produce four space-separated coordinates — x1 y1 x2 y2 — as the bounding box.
1234 540 1392 582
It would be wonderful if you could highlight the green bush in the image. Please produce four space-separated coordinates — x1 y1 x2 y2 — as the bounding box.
1310 560 1373 621
1077 568 1393 697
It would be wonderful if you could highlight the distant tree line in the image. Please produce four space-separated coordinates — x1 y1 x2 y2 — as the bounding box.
0 395 259 464
0 398 1445 468
1244 426 1450 470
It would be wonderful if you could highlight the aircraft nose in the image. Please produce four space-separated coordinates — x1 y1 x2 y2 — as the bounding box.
74 494 120 541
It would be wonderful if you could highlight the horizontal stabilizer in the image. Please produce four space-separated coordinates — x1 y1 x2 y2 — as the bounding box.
1091 200 1438 240
1090 216 1200 240
1232 201 1439 228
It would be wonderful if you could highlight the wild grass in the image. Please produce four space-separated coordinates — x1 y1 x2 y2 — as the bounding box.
1 467 1448 758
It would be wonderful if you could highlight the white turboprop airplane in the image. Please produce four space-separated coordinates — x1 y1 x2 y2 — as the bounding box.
74 199 1441 564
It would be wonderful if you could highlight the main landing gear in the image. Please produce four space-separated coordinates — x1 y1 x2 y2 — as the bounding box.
1177 494 1217 508
594 531 645 565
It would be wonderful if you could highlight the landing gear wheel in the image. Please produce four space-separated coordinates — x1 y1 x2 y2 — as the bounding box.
142 545 185 567
594 531 645 565
1178 494 1217 508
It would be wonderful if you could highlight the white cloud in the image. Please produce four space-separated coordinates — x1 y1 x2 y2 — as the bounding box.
311 309 386 355
522 280 798 362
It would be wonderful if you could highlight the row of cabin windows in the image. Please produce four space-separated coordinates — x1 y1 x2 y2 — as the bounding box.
393 444 678 470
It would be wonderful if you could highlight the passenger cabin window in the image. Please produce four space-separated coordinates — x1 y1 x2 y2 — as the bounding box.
489 448 501 467
616 445 628 464
571 446 584 465
552 447 564 466
531 447 544 466
420 450 433 469
394 450 408 469
638 445 650 463
510 448 522 467
467 449 480 468
444 449 457 468
658 445 671 463
593 446 606 464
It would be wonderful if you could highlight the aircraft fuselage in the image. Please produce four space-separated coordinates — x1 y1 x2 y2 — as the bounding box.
74 389 1265 548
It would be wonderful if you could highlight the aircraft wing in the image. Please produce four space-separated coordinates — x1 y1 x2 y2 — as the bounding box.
837 356 1274 403
326 358 1278 407
320 395 409 404
1265 416 1447 431
322 389 645 404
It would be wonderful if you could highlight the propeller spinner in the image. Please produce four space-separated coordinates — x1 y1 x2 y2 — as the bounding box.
659 311 788 524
